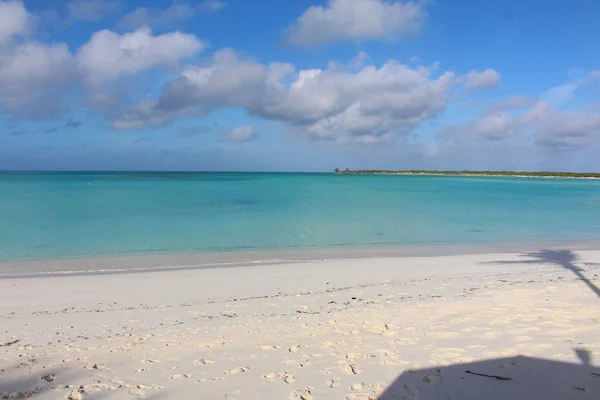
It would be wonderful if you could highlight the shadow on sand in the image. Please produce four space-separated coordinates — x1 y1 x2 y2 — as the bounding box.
0 361 168 399
379 249 600 399
484 249 600 299
379 349 600 399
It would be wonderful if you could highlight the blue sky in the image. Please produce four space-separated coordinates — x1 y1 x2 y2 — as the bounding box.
1 0 599 171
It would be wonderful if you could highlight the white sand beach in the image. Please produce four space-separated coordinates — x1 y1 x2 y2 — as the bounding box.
2 248 600 399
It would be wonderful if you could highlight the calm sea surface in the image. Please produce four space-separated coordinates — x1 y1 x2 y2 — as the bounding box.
1 172 600 264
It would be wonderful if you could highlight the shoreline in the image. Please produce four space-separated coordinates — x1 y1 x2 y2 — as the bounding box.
335 172 600 179
2 249 600 399
2 239 600 279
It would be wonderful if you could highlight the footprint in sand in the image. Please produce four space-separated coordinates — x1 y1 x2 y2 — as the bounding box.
421 370 441 383
264 372 295 384
327 376 342 388
403 383 421 399
340 363 361 375
369 383 384 393
289 389 313 400
169 373 192 379
128 388 146 399
67 390 84 400
193 359 215 365
345 394 377 400
226 367 249 374
284 359 311 367
351 383 363 391
260 345 280 351
345 353 368 360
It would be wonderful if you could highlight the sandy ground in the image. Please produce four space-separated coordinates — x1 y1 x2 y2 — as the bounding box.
1 248 600 399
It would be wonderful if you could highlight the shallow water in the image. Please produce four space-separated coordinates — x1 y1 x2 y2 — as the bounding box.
1 172 600 264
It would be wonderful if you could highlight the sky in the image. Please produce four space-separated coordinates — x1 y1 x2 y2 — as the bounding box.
0 0 599 172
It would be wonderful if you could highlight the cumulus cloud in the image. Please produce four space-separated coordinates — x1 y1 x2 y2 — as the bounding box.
80 84 131 116
438 112 518 144
348 51 370 70
0 3 205 119
67 0 120 22
484 96 535 113
158 49 279 112
111 99 207 130
117 1 224 30
543 75 591 107
227 125 255 142
114 50 456 143
112 49 280 129
523 101 600 151
465 68 501 90
287 0 426 46
76 27 205 84
0 0 33 43
438 99 600 152
0 42 76 114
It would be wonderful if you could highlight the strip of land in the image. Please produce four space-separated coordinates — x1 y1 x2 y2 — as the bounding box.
1 249 600 399
334 169 600 178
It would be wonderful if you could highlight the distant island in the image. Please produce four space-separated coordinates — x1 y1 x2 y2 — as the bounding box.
333 169 600 178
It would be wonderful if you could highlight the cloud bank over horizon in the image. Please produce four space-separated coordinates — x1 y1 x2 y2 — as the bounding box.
1 0 599 171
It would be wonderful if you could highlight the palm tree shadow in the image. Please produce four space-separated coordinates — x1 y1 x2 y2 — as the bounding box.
484 249 600 299
379 349 600 400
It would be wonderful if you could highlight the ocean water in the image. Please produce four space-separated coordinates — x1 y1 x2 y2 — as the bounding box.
1 172 600 264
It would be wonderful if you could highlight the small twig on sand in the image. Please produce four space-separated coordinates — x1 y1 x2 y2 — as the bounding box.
465 370 513 380
1 339 20 347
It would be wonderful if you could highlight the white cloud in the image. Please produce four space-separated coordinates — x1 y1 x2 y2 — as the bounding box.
484 96 534 113
542 73 595 107
117 1 224 30
544 82 579 106
201 0 225 12
110 99 205 130
0 42 76 113
465 68 501 90
111 100 171 130
439 99 600 152
287 0 426 46
523 101 600 151
67 0 120 22
0 0 32 43
254 60 455 142
0 1 206 118
76 27 205 84
348 51 369 70
438 112 518 144
227 125 255 142
114 50 456 144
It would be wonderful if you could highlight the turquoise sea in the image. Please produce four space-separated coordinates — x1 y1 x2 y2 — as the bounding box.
1 172 600 266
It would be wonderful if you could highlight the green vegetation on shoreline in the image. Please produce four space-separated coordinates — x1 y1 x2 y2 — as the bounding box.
333 168 600 178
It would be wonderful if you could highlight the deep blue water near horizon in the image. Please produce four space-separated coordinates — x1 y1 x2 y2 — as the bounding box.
1 171 600 263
